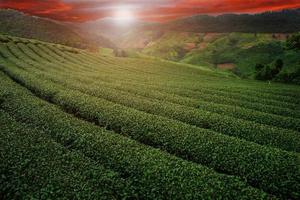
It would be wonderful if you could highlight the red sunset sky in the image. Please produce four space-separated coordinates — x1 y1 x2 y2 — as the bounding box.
1 0 300 22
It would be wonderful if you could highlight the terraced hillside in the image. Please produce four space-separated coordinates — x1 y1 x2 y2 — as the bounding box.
0 34 300 199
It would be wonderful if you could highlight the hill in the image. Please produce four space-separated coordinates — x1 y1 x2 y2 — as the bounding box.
182 33 300 83
75 18 154 42
85 9 300 45
147 9 300 33
0 34 300 199
114 9 300 84
118 30 300 84
0 9 115 49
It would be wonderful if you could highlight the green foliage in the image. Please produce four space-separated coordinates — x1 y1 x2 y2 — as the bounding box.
0 112 129 199
255 59 284 80
1 35 300 199
255 63 265 71
142 31 202 61
275 68 300 84
286 33 300 51
181 33 300 84
158 9 300 33
99 48 114 56
0 73 268 200
0 34 11 43
125 30 299 84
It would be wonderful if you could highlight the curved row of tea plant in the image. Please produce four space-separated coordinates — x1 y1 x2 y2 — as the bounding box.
29 67 300 134
5 35 299 110
63 46 300 107
5 39 300 120
2 42 300 134
2 44 299 150
25 42 300 119
1 35 300 199
0 111 129 199
9 43 300 133
0 72 269 200
0 62 299 199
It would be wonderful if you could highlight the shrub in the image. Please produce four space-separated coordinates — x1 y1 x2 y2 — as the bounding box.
255 59 283 81
0 62 299 199
286 33 300 51
0 37 299 199
0 112 129 199
0 72 268 199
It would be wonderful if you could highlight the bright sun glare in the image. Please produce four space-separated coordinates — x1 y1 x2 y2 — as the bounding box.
113 7 135 23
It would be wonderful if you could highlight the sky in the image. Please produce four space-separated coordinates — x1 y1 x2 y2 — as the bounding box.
1 0 300 22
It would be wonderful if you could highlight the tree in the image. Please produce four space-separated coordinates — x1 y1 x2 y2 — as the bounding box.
270 59 284 78
255 64 267 80
275 59 283 71
255 63 264 71
255 59 284 81
286 33 300 51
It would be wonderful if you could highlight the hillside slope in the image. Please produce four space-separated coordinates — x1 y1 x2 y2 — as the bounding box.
0 9 114 49
76 18 153 42
182 33 300 82
119 30 300 84
114 9 300 84
147 9 300 33
0 34 300 199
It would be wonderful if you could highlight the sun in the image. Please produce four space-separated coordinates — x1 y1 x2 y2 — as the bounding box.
113 7 135 23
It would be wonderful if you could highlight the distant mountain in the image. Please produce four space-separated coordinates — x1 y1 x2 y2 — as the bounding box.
76 18 156 41
145 9 300 33
66 23 116 49
109 9 300 51
0 9 115 49
115 8 300 84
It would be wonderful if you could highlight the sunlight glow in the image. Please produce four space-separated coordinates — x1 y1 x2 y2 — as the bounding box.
113 7 136 23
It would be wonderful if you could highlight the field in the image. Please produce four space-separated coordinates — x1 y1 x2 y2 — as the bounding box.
0 34 300 199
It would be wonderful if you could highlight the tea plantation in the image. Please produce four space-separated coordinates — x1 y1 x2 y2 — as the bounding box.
0 34 299 199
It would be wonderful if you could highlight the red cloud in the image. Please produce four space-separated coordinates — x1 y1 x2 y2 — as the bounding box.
0 0 106 21
138 0 300 21
1 0 300 22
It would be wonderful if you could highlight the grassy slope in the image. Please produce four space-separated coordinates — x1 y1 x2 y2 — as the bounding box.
0 9 115 49
0 9 85 48
121 30 299 83
120 30 205 61
182 33 300 82
142 31 203 61
183 33 276 70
